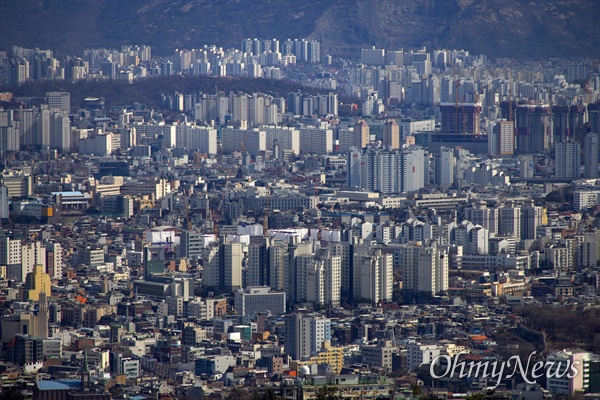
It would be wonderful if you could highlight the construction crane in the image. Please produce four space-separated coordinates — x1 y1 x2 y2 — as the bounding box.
509 89 516 145
584 83 593 104
548 87 556 146
566 104 571 141
462 94 467 138
454 74 462 135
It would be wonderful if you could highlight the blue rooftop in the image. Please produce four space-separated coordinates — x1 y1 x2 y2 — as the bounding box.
37 380 82 391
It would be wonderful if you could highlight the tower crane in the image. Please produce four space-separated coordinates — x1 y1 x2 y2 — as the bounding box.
454 73 462 135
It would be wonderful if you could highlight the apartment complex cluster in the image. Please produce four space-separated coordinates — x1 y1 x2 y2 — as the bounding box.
2 38 321 86
2 38 600 400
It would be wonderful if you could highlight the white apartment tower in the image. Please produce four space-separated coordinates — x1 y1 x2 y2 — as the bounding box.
296 251 341 307
400 241 449 296
46 242 63 280
434 146 454 187
489 120 515 156
224 242 243 292
352 250 393 304
0 236 22 281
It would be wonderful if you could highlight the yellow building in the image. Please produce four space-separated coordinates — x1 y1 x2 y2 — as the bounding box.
25 264 51 301
291 342 344 374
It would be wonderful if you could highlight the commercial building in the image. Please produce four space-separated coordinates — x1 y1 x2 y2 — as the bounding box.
406 341 441 371
546 349 599 395
1 171 34 199
361 340 397 371
234 286 286 316
46 91 70 113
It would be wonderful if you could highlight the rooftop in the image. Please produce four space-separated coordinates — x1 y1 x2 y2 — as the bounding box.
36 380 82 391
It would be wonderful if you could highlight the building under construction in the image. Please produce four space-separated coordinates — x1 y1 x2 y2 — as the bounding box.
416 131 488 155
552 105 587 144
440 102 482 135
515 104 553 154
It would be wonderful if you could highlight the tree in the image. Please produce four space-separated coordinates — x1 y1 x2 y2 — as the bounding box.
465 393 486 400
411 384 422 396
261 388 281 400
315 386 339 400
0 388 25 400
226 387 252 400
392 286 403 304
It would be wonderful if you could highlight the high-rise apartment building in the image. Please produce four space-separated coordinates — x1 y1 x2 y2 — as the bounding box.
0 236 22 281
489 120 515 156
555 140 581 179
353 120 370 149
45 242 63 280
433 146 454 187
224 242 243 293
299 127 333 155
520 200 545 240
584 133 599 178
296 251 341 307
352 249 393 304
382 119 400 150
284 314 331 360
497 202 522 240
348 146 427 195
268 241 290 292
221 127 266 156
21 242 46 284
175 124 217 155
264 126 300 155
590 104 600 135
400 241 448 296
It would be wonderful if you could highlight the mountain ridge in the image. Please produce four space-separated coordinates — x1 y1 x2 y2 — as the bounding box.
1 0 599 59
